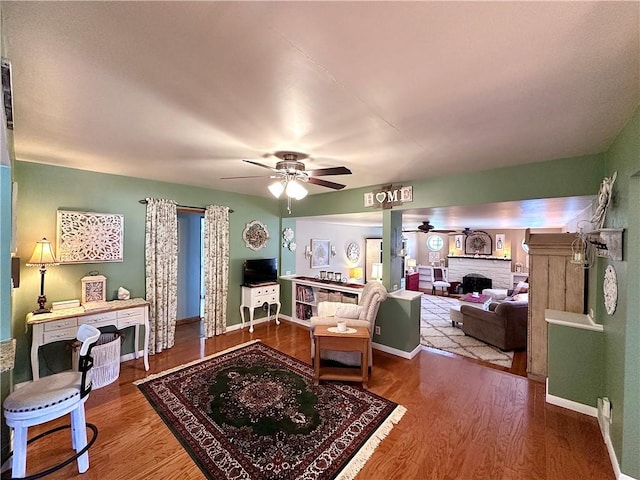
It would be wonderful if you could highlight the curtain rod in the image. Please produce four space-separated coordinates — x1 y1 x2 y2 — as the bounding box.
138 199 234 213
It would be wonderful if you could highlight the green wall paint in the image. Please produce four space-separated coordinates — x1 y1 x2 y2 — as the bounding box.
286 153 604 218
12 161 281 383
601 107 639 478
375 295 421 352
0 165 11 341
547 324 603 407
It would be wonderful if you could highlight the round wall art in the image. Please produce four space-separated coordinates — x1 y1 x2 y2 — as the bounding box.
603 265 617 315
346 242 360 262
243 220 269 251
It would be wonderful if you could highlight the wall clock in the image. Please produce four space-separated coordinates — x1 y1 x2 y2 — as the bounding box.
81 274 107 304
603 265 617 315
346 242 360 262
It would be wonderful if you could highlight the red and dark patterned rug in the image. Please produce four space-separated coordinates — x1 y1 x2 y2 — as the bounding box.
136 340 405 480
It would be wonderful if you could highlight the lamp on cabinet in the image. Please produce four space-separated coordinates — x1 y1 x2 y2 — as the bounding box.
371 263 383 282
26 238 59 314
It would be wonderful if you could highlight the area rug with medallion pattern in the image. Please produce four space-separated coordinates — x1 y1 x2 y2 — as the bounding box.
135 340 405 480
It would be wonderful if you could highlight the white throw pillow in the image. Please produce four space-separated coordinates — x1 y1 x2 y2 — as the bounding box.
334 304 362 319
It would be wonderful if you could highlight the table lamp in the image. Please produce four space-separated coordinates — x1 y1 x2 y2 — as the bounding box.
26 237 59 314
406 258 417 273
371 263 383 282
348 267 363 282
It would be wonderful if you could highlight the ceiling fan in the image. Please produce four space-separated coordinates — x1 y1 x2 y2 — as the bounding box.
448 227 478 236
403 221 455 234
222 151 351 190
221 151 352 213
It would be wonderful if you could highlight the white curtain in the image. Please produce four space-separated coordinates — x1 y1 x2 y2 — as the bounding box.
203 205 230 337
144 198 178 355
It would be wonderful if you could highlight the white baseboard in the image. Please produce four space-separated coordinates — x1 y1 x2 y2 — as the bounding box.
545 379 598 417
545 379 637 480
372 342 422 359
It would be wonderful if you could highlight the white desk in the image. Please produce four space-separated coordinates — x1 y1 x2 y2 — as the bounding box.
27 298 150 380
240 284 281 333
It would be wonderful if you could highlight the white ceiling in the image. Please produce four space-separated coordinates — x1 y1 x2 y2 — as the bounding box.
2 2 638 228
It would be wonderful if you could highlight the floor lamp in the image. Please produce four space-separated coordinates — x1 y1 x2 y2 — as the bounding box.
27 237 59 314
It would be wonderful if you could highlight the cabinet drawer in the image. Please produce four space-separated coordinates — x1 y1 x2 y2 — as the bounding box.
117 307 145 319
118 315 143 329
44 317 78 332
80 311 116 326
43 327 77 343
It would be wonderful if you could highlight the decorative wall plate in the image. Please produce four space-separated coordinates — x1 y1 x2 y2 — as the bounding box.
242 220 269 251
282 227 294 242
346 242 360 262
603 265 617 315
288 241 297 252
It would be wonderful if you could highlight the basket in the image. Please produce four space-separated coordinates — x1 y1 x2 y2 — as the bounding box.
73 333 122 389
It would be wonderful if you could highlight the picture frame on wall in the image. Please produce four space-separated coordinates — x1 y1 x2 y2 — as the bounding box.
311 239 330 268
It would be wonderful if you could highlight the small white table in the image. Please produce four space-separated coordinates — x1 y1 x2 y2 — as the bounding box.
27 298 150 380
240 284 281 333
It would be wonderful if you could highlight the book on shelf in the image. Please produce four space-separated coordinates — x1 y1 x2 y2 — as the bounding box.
296 285 315 303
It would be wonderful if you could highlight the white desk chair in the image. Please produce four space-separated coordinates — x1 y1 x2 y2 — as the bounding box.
431 267 451 296
3 324 101 478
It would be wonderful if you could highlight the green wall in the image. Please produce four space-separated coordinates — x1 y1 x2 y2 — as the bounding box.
284 153 604 218
12 161 281 383
601 107 639 479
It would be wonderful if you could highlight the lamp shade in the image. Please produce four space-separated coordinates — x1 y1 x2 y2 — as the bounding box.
268 181 285 198
407 258 417 268
349 267 363 279
286 179 308 200
27 238 59 266
371 263 383 280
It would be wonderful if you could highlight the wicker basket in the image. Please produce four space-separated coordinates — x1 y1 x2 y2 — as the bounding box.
73 333 121 389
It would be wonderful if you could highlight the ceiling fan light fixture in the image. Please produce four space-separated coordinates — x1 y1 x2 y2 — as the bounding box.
286 179 307 200
268 181 285 198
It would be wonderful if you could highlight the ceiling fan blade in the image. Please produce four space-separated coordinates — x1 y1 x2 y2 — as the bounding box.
307 177 346 190
432 229 456 233
243 159 279 173
220 174 273 180
305 166 352 176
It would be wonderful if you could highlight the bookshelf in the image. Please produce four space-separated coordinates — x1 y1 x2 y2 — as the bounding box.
290 277 364 326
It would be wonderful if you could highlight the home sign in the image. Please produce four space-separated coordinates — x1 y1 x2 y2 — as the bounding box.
364 185 413 209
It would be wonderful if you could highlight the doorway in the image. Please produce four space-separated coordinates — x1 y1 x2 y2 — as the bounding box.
177 211 204 324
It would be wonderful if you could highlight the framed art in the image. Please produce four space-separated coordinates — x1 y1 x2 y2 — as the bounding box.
495 234 505 251
57 210 124 264
311 239 330 268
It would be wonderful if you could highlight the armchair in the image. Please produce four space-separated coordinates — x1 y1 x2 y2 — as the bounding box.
310 281 388 367
460 300 528 351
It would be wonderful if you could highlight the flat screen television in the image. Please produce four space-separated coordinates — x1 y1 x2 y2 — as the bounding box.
243 258 278 286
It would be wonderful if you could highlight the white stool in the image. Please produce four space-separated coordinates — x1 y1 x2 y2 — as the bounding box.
3 325 100 478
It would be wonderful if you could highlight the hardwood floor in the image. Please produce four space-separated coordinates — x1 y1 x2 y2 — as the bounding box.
5 320 614 480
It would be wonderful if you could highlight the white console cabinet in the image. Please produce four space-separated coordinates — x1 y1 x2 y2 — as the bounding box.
240 284 281 333
290 277 364 326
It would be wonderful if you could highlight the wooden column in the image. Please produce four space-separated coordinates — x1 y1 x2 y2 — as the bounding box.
525 230 586 382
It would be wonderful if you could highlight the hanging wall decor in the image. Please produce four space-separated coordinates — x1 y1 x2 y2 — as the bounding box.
603 265 618 315
242 220 269 251
57 210 124 263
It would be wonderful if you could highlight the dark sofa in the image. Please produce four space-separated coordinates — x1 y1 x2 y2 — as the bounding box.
460 301 528 351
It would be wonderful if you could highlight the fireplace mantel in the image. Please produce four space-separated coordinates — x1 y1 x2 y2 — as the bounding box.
448 256 513 289
448 255 512 261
